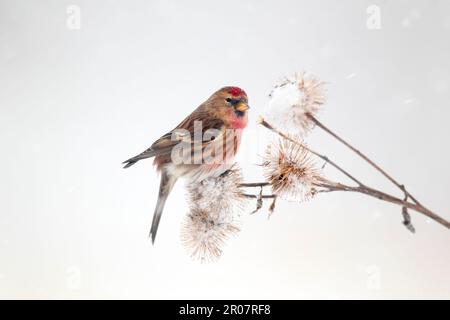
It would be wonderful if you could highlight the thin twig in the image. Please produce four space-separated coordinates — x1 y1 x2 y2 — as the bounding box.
250 187 264 214
254 116 450 230
308 114 421 206
268 196 277 216
317 182 450 229
401 192 415 233
241 193 277 199
258 117 365 187
239 182 271 188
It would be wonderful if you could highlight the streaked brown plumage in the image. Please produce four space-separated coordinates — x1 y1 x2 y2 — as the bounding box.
123 86 249 243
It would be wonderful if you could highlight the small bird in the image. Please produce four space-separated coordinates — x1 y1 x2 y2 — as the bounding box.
123 87 250 243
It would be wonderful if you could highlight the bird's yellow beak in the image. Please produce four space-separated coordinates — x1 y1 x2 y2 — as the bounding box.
235 101 250 112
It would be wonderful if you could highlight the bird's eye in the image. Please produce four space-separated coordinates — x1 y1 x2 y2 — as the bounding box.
226 98 239 105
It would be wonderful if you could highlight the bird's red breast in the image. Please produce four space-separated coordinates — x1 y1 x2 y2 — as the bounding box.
226 108 248 129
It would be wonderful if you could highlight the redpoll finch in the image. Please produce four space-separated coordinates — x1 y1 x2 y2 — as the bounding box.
123 87 250 243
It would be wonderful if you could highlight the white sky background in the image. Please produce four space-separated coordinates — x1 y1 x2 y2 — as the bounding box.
1 0 450 299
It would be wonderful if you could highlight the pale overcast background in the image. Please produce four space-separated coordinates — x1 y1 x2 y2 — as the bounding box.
1 0 450 299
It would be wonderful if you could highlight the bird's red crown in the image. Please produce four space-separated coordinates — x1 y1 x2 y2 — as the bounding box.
228 87 247 97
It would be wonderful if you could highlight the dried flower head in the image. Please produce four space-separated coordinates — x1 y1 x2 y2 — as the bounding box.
186 164 246 213
263 139 323 202
181 208 240 262
182 164 247 262
265 72 326 137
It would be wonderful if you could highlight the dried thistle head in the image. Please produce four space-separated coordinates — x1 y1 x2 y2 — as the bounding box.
265 72 326 137
263 139 323 202
181 208 240 262
182 164 247 262
186 164 246 214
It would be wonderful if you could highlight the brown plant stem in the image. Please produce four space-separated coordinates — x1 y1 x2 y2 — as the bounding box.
256 116 450 230
239 183 276 212
308 114 421 206
317 182 450 229
241 193 276 199
258 117 365 187
239 182 271 188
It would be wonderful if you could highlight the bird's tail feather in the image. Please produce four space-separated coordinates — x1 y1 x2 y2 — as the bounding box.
122 147 156 168
149 172 177 244
122 159 139 168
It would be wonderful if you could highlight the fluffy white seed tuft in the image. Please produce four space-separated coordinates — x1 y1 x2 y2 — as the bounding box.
265 72 326 137
181 164 246 262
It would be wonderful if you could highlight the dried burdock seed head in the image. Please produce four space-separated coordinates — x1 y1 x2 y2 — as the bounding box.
263 139 323 202
186 163 247 214
265 72 326 137
181 208 240 262
182 163 247 262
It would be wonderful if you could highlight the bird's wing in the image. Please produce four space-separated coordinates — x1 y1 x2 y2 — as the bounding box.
122 107 224 168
